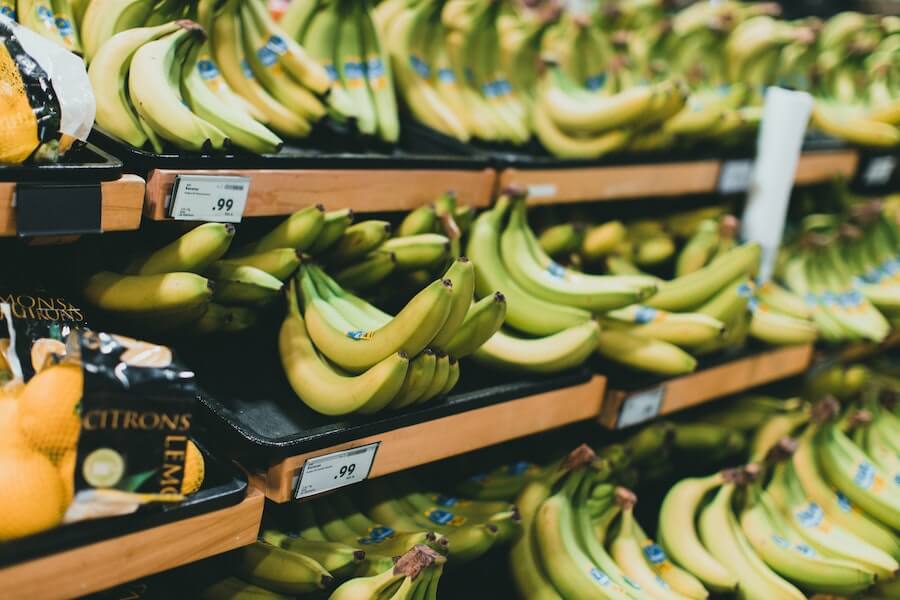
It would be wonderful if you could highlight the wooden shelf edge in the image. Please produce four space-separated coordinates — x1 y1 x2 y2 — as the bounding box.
817 329 900 365
600 344 814 428
264 375 607 503
794 149 859 185
143 168 496 220
0 481 264 600
0 174 145 237
498 161 721 205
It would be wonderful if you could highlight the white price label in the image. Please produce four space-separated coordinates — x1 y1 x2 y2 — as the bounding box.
862 156 896 187
294 442 379 499
527 184 558 199
718 160 754 194
617 386 665 429
168 174 250 222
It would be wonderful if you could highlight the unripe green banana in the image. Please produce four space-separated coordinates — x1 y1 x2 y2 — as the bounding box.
214 248 301 281
539 223 583 258
387 349 437 410
582 222 627 262
126 223 235 275
380 234 451 271
416 352 450 405
443 292 507 359
191 303 258 335
329 220 393 264
236 205 325 255
306 209 355 254
429 257 475 352
333 251 397 290
236 541 333 595
208 264 283 306
84 271 214 315
676 219 719 277
262 530 365 579
398 205 438 237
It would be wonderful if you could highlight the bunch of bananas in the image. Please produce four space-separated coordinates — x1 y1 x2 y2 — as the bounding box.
201 540 444 599
81 206 332 336
280 0 399 142
5 0 83 53
776 196 900 343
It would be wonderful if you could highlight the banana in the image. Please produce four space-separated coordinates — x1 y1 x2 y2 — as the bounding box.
439 358 460 397
279 0 319 40
533 107 632 159
333 0 377 135
473 321 598 374
755 281 812 320
398 205 437 238
80 0 154 62
466 194 592 336
83 271 213 316
658 472 738 593
126 223 235 275
748 307 818 346
129 26 228 152
208 264 283 306
749 409 810 462
646 243 760 311
262 530 365 579
630 518 709 600
300 269 452 373
596 329 697 376
602 306 725 349
200 576 290 599
237 206 325 255
816 420 900 531
700 482 806 600
214 249 301 281
89 21 183 148
358 2 399 143
236 541 333 595
307 209 354 254
300 0 361 122
415 352 450 405
443 292 507 359
610 499 686 600
426 257 475 352
380 234 451 271
671 423 746 457
539 223 583 258
387 349 436 410
676 219 719 276
329 220 393 264
210 0 313 138
501 200 656 312
308 264 390 330
280 279 408 415
191 303 257 335
581 222 627 262
811 102 900 148
334 251 397 290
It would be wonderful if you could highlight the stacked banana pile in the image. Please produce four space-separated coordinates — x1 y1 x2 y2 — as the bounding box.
199 471 518 599
776 197 900 343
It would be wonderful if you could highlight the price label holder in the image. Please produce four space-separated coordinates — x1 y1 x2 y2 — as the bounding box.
168 174 250 222
527 184 558 199
15 182 102 237
617 386 665 429
861 155 897 188
294 442 380 500
717 159 754 194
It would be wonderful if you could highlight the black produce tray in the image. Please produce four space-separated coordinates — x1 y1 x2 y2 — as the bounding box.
0 441 247 567
88 125 490 175
0 143 123 183
597 341 791 392
183 325 593 466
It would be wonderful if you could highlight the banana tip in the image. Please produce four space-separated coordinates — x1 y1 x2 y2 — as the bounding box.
321 575 334 588
457 255 470 263
441 278 453 289
353 550 366 561
315 204 325 212
224 223 236 236
494 291 506 303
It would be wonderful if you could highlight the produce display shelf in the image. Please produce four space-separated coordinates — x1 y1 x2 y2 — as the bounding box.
793 149 860 185
0 174 145 237
0 479 264 600
816 329 900 366
598 344 815 429
143 166 497 219
260 375 606 503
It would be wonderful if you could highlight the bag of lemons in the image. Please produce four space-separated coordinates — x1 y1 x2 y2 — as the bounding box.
0 325 206 542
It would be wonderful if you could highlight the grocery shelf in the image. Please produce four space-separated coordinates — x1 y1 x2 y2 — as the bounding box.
815 329 900 366
497 160 722 205
259 375 606 503
0 174 145 237
143 167 497 220
793 149 860 185
598 344 815 429
0 479 264 600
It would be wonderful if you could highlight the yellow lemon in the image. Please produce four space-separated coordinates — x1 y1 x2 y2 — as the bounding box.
18 363 82 459
58 448 76 507
183 441 205 495
0 447 66 541
0 395 27 451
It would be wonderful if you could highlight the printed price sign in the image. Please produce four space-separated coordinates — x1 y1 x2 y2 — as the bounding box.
527 184 558 199
294 442 379 499
862 156 896 187
617 386 665 429
168 174 250 222
718 159 754 194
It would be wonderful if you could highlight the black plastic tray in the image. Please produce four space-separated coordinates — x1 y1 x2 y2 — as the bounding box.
0 441 248 567
183 325 593 466
0 143 123 183
89 125 491 174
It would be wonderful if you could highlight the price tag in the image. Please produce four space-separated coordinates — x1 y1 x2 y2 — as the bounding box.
862 156 896 187
717 159 754 194
617 386 665 429
294 442 379 499
168 174 250 222
527 184 557 199
15 183 102 237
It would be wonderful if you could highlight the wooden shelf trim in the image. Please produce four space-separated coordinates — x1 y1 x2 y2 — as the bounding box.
600 344 815 428
498 161 722 205
0 174 145 236
265 375 607 503
794 150 859 185
819 329 900 365
144 168 497 220
0 483 264 600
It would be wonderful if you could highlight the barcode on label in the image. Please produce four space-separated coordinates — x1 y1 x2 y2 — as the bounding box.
223 184 246 191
